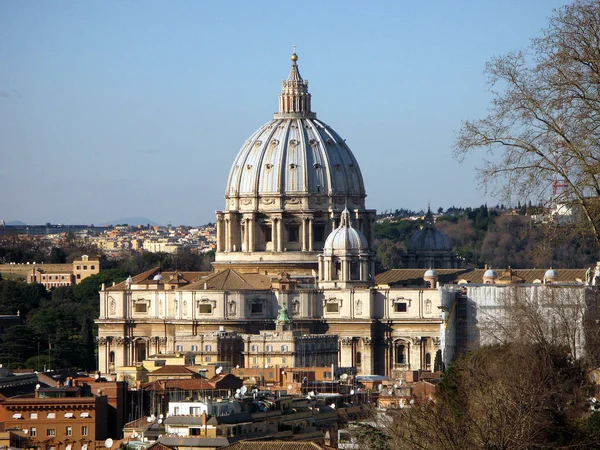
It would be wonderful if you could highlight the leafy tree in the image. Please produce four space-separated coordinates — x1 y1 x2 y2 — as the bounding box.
48 247 67 263
455 0 600 247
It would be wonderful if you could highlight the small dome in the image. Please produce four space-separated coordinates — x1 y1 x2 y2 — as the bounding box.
484 268 498 278
544 268 558 279
408 209 451 251
153 274 164 281
424 269 438 277
323 208 369 255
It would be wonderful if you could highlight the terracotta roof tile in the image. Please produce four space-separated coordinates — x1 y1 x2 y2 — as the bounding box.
143 378 216 391
148 365 197 375
184 269 272 291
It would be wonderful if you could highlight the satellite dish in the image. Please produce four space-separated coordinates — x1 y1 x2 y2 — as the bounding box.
378 385 383 391
158 419 163 424
147 417 153 422
350 390 355 395
330 403 336 409
216 366 222 375
265 364 269 368
35 384 41 390
105 438 113 448
23 430 28 434
235 365 240 369
309 391 315 397
95 373 100 380
340 373 348 381
159 414 164 419
132 432 138 438
66 445 71 450
393 384 398 389
240 386 248 395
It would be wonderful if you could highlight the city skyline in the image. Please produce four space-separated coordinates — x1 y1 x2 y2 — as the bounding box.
1 0 571 226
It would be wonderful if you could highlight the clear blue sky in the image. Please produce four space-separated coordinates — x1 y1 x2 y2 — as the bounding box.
0 0 572 226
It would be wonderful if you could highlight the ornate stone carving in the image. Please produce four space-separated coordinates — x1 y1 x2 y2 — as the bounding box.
362 337 372 346
432 337 441 346
411 337 422 345
182 300 188 317
340 337 353 346
261 198 275 205
159 337 168 344
115 337 128 345
228 299 237 316
96 337 108 345
109 298 116 315
355 299 362 315
292 298 300 315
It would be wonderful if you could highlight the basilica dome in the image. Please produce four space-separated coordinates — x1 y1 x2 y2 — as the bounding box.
323 207 369 255
408 208 451 251
224 53 366 213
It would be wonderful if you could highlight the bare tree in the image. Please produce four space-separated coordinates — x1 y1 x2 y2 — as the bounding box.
455 0 600 246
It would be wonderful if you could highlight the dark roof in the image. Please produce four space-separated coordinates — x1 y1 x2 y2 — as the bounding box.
148 365 197 376
143 378 215 391
221 442 327 450
158 437 232 447
108 268 209 290
376 269 468 286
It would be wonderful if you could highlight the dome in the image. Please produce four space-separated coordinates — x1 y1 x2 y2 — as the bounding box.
544 268 558 279
224 52 366 212
424 269 438 277
409 209 451 251
483 268 498 278
323 208 369 255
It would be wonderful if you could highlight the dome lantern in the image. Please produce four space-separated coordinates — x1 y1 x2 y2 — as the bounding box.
275 51 315 119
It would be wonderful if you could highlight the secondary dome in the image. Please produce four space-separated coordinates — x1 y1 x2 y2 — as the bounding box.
409 208 451 251
323 208 369 255
225 53 366 210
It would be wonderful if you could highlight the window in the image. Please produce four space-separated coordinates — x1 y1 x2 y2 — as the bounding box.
252 356 257 364
205 344 212 352
47 429 56 437
324 371 331 378
263 225 272 243
350 261 359 280
30 413 37 419
356 352 362 365
282 357 287 364
83 265 87 270
91 265 95 270
198 304 212 314
76 266 81 270
77 274 81 279
205 356 211 362
191 345 198 352
394 302 407 313
313 224 325 242
135 302 147 313
251 345 258 352
190 407 202 415
267 357 272 363
66 426 72 436
251 302 263 314
266 345 273 352
281 345 288 352
30 427 36 437
288 225 299 242
47 412 56 419
81 426 88 436
174 407 180 415
176 345 183 352
326 303 339 313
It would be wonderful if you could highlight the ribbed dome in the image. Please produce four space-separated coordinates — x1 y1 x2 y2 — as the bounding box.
408 209 451 251
224 53 366 211
323 208 369 255
483 268 498 278
226 118 365 198
424 269 437 277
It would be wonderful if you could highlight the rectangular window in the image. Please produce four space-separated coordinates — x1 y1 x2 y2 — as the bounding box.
83 266 87 270
267 357 272 363
66 426 72 436
288 225 299 242
264 225 272 243
205 345 211 352
282 357 287 364
191 345 198 352
81 426 88 436
135 302 147 313
47 412 56 419
174 407 180 415
198 304 212 314
266 345 273 352
394 302 407 313
30 413 38 419
77 274 81 279
176 345 183 352
252 356 257 364
326 303 339 313
205 356 211 362
251 345 258 352
91 265 95 270
47 429 56 437
313 224 326 242
251 303 263 314
30 427 36 437
76 266 81 270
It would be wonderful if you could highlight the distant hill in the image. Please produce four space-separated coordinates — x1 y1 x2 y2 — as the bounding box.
100 217 160 227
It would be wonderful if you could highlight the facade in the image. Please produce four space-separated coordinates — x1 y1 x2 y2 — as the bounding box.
24 255 101 289
0 385 109 450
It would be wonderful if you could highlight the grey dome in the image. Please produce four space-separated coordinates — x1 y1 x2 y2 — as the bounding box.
424 269 438 277
323 208 369 255
484 268 498 278
409 209 451 251
544 268 558 279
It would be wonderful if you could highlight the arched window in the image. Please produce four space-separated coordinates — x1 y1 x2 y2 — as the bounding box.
356 352 362 365
425 352 431 370
109 351 115 364
334 260 342 280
